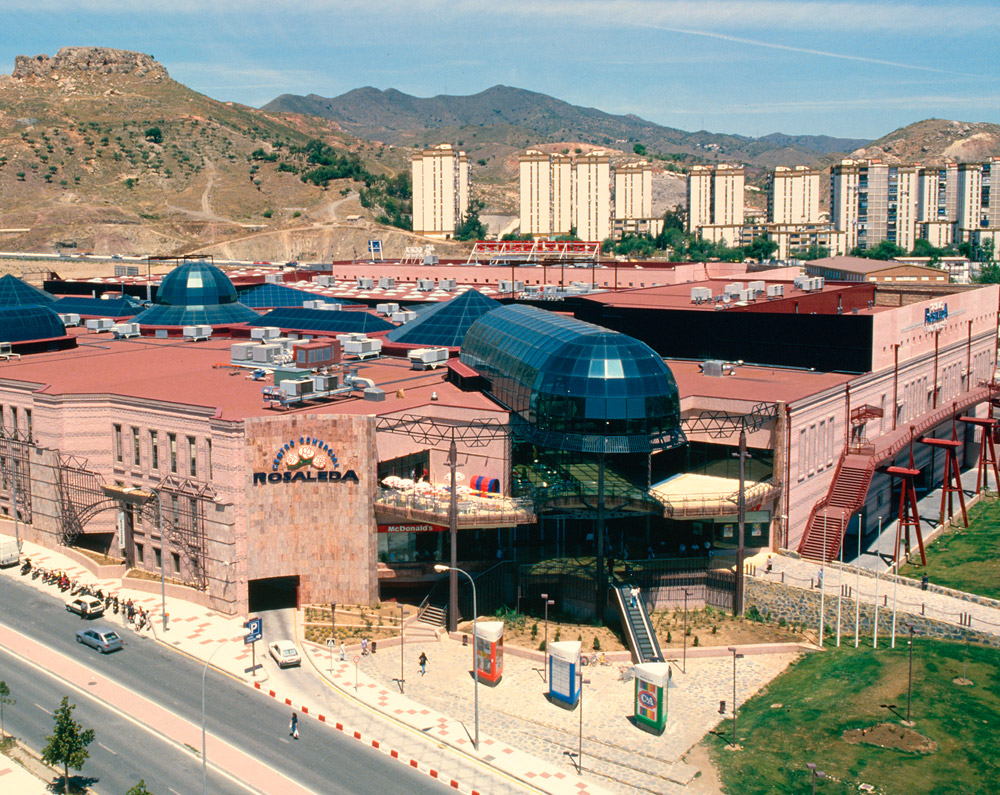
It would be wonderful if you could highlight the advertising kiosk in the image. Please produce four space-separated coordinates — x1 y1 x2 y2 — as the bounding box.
474 621 504 685
547 641 581 707
633 662 670 734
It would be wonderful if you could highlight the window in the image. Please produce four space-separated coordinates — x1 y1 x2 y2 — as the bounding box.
798 428 807 480
169 433 177 473
172 552 181 575
11 407 17 432
132 427 140 467
114 424 122 463
136 543 144 564
188 436 197 477
154 547 162 568
171 494 179 525
24 409 31 439
206 439 213 480
150 430 158 470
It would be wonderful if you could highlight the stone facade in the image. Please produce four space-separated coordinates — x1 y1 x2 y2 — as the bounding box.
745 577 1000 647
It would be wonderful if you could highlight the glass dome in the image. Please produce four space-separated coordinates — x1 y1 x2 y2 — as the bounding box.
462 305 683 453
0 305 66 341
131 261 259 326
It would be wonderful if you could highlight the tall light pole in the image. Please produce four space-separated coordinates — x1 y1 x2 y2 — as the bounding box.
836 513 844 647
819 509 827 647
682 588 691 673
891 552 899 648
905 624 916 724
806 762 826 794
873 516 882 649
151 489 166 633
399 602 405 694
735 429 747 616
576 670 590 773
727 646 743 748
8 432 19 551
435 564 478 750
542 593 554 683
855 514 862 648
202 639 231 795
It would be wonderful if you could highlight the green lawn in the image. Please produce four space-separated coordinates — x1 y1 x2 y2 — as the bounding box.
899 498 1000 599
704 640 1000 795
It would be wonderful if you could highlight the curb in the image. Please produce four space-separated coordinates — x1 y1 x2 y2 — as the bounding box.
253 681 481 795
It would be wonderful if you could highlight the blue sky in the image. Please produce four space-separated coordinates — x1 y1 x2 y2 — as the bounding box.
2 1 998 140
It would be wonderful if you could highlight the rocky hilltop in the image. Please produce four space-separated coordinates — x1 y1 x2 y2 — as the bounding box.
11 47 168 81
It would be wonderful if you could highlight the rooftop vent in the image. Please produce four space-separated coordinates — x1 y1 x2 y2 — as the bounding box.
691 287 712 304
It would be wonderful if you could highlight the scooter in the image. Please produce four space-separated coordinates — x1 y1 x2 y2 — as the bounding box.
32 566 44 580
19 559 31 575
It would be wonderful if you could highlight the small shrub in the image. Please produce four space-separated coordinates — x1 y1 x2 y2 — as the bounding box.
539 639 546 652
686 626 692 636
778 617 787 628
531 622 538 640
292 210 301 218
711 625 718 634
592 636 601 651
693 635 700 647
554 627 562 642
666 630 672 643
745 605 764 623
262 209 272 218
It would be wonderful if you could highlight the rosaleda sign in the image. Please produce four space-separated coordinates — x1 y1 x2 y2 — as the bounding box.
252 436 359 485
924 302 948 326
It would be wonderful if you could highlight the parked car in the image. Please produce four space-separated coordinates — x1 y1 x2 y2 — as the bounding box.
76 626 123 654
268 640 301 668
66 595 105 619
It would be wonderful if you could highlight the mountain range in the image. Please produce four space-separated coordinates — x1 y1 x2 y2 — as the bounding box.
263 85 871 169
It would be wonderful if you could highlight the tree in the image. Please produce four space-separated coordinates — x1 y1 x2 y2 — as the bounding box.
127 780 155 795
746 235 778 263
453 198 487 242
41 697 94 795
143 127 162 145
633 143 647 156
0 680 13 739
974 262 1000 284
791 244 830 261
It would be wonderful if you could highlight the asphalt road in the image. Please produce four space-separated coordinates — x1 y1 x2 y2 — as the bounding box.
0 573 447 795
0 648 250 795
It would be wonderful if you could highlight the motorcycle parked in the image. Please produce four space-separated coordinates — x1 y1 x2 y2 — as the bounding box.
19 558 31 575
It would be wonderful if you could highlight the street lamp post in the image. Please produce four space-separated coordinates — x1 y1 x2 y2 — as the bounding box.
202 639 231 795
874 516 882 648
682 588 691 673
577 670 591 773
542 593 554 683
434 564 478 750
151 490 167 632
806 762 826 794
400 603 405 694
727 646 743 748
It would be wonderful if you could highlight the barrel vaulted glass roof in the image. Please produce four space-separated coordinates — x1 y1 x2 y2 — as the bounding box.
52 296 143 318
461 305 684 453
238 283 359 309
249 307 395 334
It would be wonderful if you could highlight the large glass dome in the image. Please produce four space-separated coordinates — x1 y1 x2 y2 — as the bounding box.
462 305 683 453
0 305 66 341
131 261 259 326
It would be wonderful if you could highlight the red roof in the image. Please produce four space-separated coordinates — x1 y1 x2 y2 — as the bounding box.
668 359 852 404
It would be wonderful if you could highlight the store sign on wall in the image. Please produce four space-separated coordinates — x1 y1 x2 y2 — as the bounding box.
252 436 359 485
377 523 447 533
924 302 948 326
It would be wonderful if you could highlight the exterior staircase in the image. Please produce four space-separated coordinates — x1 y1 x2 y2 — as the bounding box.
612 583 663 663
405 602 446 643
799 454 874 562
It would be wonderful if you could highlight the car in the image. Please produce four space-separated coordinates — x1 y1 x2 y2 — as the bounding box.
111 254 123 260
76 626 123 654
268 640 301 668
66 595 105 619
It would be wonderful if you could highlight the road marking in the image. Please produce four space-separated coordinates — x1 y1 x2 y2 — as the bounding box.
34 703 51 715
98 742 118 755
0 637 264 795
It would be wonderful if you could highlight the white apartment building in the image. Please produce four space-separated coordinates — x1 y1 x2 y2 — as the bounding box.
614 162 653 220
518 150 573 236
768 166 820 224
574 151 611 242
412 144 469 239
830 160 917 252
686 164 744 246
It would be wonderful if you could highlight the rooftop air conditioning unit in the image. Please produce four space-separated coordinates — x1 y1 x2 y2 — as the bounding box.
303 299 336 310
766 284 785 299
183 325 212 341
748 280 765 294
342 337 382 359
813 276 825 290
251 343 282 363
438 278 457 291
738 289 753 302
336 333 367 345
312 373 341 392
499 280 525 293
391 310 417 324
417 278 435 291
265 273 282 284
58 313 81 327
376 303 400 316
111 322 140 339
356 277 375 289
315 303 341 311
793 276 809 290
690 287 713 304
378 277 396 289
85 318 114 332
408 347 449 370
363 387 387 401
423 254 439 266
279 378 313 397
251 326 281 340
316 275 336 287
725 282 744 297
231 342 256 361
701 360 725 377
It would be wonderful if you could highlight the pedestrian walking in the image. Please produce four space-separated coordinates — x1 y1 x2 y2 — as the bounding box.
418 651 428 675
765 555 773 574
629 586 639 608
339 640 346 662
816 569 823 588
921 573 929 591
290 712 299 739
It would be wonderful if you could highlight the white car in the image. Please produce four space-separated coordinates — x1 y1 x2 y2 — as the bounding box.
66 596 105 619
268 640 301 668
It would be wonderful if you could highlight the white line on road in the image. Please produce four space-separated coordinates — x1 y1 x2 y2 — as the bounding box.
34 703 51 715
98 742 118 755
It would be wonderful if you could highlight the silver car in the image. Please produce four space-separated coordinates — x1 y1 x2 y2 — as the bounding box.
76 626 123 654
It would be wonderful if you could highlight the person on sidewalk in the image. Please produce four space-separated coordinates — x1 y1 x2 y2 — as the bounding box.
339 640 346 662
765 556 773 574
629 586 639 608
418 651 428 675
921 573 929 591
290 712 299 739
816 569 823 589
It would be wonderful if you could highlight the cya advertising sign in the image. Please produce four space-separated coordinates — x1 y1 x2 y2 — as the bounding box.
252 435 359 486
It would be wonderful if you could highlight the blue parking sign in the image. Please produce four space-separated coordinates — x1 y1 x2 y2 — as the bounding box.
244 617 262 644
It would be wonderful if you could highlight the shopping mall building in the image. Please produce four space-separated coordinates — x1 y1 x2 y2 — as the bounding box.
1 260 996 617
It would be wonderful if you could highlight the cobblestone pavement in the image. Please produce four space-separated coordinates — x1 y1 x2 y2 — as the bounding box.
357 636 799 795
